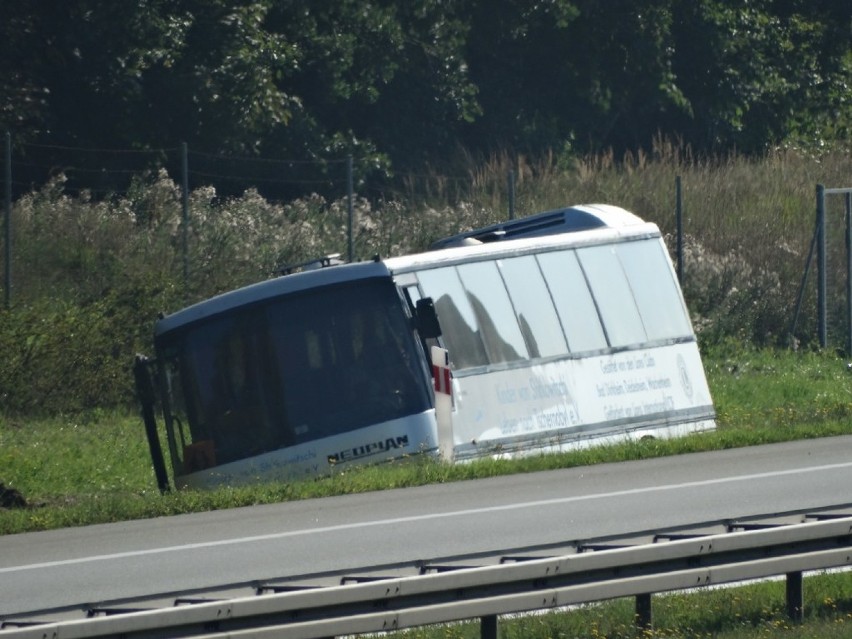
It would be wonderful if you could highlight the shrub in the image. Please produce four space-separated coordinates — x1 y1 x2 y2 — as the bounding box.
0 282 177 414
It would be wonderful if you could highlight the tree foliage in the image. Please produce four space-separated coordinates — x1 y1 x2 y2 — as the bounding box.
0 0 849 179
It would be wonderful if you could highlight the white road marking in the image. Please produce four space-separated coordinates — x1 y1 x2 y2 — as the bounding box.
3 461 851 574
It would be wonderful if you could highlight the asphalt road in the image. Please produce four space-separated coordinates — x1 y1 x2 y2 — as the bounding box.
2 435 851 619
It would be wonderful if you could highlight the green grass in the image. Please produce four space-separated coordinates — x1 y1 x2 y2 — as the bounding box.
2 345 852 536
5 135 852 638
2 345 852 637
391 572 852 638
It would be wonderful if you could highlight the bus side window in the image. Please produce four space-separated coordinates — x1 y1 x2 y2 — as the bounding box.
577 245 647 347
538 250 608 353
498 256 568 358
416 268 489 370
456 261 528 365
617 239 693 340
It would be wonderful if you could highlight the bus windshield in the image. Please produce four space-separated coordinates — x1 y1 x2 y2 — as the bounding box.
156 278 432 475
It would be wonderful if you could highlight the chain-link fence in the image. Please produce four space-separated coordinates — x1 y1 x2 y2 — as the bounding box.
3 132 851 350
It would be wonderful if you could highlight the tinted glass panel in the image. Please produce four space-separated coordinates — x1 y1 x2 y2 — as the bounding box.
578 245 647 347
618 239 693 340
175 311 283 466
537 250 608 352
456 261 528 364
417 267 489 369
266 281 429 441
499 256 567 358
159 280 431 470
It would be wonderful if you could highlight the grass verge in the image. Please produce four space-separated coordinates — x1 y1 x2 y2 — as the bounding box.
2 345 852 536
2 346 852 637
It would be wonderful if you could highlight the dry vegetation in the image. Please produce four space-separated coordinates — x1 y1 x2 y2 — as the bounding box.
2 143 851 414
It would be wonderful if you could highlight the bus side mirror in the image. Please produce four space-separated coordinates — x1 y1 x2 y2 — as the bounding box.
415 297 442 339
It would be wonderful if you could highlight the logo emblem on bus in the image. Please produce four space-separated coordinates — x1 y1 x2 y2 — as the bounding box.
328 435 411 465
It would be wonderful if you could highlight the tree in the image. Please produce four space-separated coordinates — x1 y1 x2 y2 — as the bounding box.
460 0 692 157
0 0 848 194
259 1 481 172
670 0 851 152
0 1 481 189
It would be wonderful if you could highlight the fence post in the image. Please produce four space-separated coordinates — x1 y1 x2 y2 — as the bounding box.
507 169 515 220
675 175 683 283
347 155 354 262
817 184 827 348
181 142 189 301
846 193 852 356
4 131 10 309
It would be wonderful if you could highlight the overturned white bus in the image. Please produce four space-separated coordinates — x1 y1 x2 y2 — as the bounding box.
135 204 715 490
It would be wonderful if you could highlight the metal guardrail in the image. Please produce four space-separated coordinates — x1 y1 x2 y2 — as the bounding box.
3 516 852 639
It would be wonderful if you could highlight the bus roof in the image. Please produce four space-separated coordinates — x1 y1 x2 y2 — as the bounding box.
154 260 392 337
386 219 661 274
428 203 645 249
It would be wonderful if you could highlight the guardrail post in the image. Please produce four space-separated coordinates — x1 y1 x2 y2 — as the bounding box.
635 593 653 630
481 614 498 639
786 571 803 622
